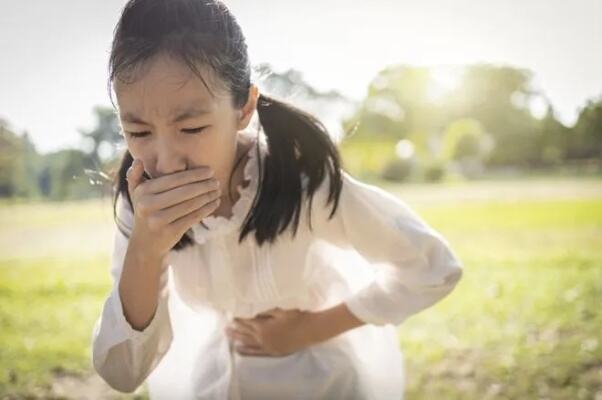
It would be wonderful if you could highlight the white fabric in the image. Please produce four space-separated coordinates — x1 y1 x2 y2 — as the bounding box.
90 128 463 399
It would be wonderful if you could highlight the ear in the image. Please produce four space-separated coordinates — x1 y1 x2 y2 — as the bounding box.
236 84 259 130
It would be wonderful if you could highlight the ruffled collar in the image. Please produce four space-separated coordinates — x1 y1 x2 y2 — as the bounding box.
189 133 267 245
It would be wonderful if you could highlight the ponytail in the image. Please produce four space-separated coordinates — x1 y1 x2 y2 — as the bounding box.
240 93 343 246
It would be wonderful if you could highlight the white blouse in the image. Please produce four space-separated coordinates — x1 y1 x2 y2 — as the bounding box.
91 130 464 400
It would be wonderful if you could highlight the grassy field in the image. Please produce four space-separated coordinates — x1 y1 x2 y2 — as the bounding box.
0 177 601 399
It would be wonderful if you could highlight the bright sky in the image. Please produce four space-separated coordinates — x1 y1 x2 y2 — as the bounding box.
1 0 601 153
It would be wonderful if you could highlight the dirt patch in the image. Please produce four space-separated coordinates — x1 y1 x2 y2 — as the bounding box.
49 369 148 400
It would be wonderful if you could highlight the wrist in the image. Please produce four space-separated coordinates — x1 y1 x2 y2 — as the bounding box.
127 233 166 270
307 302 365 345
128 232 166 266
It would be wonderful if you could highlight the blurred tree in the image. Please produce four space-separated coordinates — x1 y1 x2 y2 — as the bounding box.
0 120 23 197
344 65 447 145
0 120 40 198
78 105 123 167
537 104 571 166
38 149 99 200
440 118 487 161
568 96 602 159
341 65 449 180
451 63 543 167
342 62 571 178
438 118 492 178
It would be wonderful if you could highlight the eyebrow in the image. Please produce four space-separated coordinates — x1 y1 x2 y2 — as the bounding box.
120 105 212 125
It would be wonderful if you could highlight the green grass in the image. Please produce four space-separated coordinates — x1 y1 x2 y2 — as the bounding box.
0 255 110 396
399 198 602 399
0 179 601 399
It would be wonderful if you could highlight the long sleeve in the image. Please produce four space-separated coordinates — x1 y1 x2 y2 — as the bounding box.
90 194 173 393
310 170 464 326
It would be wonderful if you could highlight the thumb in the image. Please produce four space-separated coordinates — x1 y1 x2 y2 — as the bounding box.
126 158 145 199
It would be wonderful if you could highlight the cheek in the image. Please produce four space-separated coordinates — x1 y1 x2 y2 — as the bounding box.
124 138 145 159
186 136 231 172
124 139 156 175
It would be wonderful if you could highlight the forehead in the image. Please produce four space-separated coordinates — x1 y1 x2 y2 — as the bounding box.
113 54 229 117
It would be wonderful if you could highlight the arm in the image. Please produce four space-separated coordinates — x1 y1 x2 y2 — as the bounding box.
91 195 173 393
229 171 464 354
306 302 365 345
309 170 464 328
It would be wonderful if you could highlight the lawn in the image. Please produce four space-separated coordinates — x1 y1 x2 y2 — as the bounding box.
0 177 600 399
399 197 602 399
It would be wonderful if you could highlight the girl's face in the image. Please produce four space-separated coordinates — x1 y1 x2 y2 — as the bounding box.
113 53 258 184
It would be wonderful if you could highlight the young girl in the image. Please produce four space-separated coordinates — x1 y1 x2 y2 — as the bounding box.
91 1 464 399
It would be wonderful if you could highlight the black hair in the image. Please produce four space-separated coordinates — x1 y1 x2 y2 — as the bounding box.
108 0 344 249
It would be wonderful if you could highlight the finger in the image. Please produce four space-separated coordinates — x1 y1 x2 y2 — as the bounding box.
170 197 221 233
126 159 146 200
157 188 221 224
226 329 260 347
143 166 214 195
236 345 271 357
150 178 220 211
233 319 258 334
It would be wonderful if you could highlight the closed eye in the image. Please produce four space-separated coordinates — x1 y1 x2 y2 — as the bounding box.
125 130 150 138
182 126 209 134
125 126 208 138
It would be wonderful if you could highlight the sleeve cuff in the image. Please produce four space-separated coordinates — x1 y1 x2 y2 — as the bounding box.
344 286 393 327
109 283 168 343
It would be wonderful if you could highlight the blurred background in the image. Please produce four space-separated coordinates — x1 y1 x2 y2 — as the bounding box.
1 0 601 399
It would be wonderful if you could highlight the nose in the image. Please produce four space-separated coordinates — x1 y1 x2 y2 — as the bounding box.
154 137 188 177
